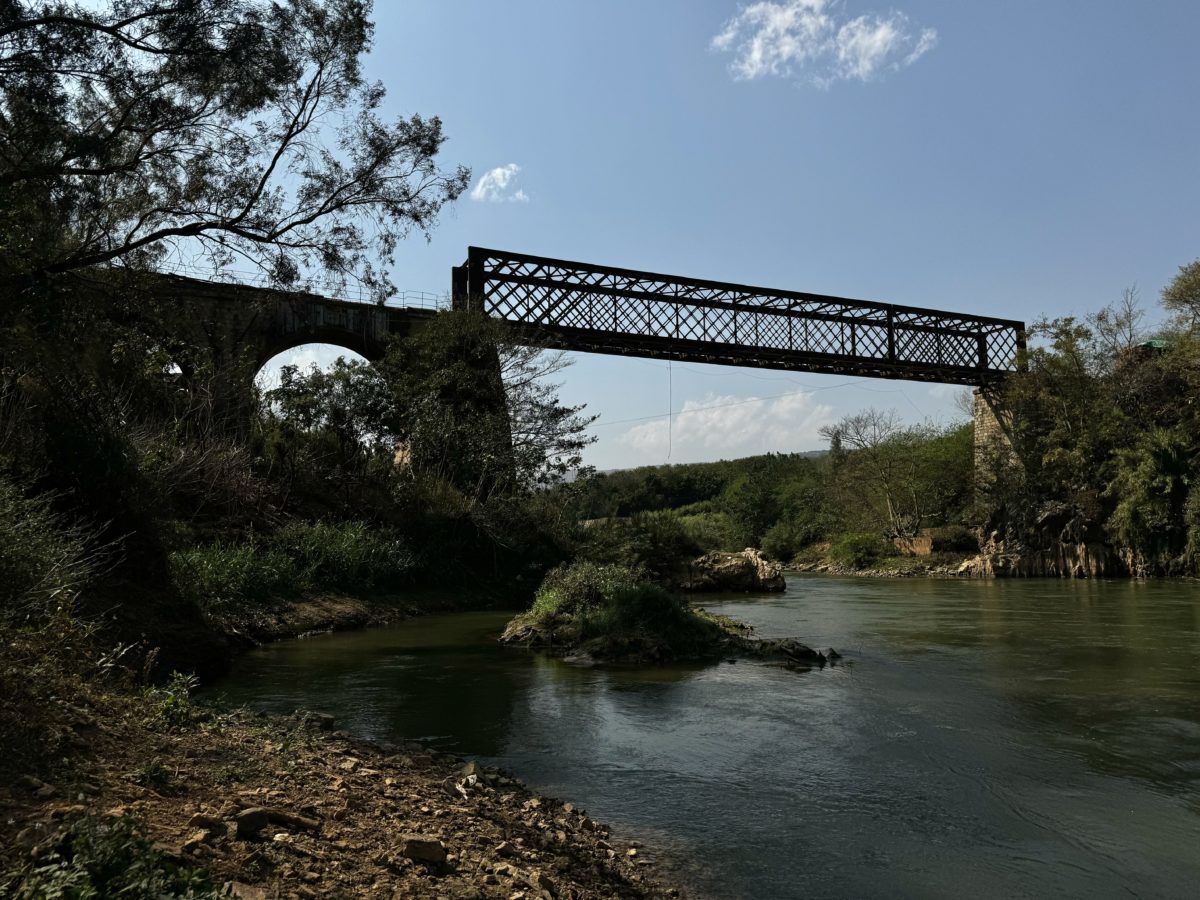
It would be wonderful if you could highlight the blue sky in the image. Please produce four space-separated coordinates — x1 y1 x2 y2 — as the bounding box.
263 0 1200 470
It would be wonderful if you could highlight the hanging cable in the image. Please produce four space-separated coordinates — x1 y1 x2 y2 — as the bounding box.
667 359 673 460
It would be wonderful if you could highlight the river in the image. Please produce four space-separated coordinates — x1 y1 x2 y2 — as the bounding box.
215 576 1200 899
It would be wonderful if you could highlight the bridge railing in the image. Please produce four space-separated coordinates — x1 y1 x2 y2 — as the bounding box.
453 247 1024 385
152 261 448 310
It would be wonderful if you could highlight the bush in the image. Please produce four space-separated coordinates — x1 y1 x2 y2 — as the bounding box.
0 477 96 622
168 543 297 610
520 561 725 660
269 520 418 592
576 511 701 581
829 532 890 569
529 561 643 622
930 525 979 553
3 815 219 899
679 510 744 552
170 520 420 610
579 582 698 640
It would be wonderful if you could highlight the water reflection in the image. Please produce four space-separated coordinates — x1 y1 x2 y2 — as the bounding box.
217 579 1200 899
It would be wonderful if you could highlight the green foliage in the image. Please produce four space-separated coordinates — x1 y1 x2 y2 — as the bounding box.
4 815 219 899
170 521 420 610
128 758 175 789
0 477 96 622
989 286 1200 571
574 511 701 582
930 525 979 553
1 0 468 294
578 583 706 645
520 561 725 660
829 533 891 570
678 510 744 552
270 520 418 592
168 544 298 611
1162 259 1200 330
529 561 644 622
144 672 199 729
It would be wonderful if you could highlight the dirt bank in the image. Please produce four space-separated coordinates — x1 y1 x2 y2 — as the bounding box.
1 683 680 898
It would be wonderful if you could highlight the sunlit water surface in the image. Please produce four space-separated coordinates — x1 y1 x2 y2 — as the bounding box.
215 577 1200 899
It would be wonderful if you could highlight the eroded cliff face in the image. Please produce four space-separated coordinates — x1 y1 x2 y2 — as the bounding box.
959 502 1138 578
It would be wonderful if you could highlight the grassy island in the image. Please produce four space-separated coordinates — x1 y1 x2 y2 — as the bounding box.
500 561 833 667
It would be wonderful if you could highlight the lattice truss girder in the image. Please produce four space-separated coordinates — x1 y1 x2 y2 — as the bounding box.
457 248 1023 385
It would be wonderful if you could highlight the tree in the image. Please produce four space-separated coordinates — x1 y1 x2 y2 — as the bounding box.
0 0 469 298
265 358 392 457
1162 259 1200 331
377 312 596 499
820 410 971 537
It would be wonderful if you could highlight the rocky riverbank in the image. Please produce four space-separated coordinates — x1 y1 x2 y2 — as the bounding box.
0 683 680 899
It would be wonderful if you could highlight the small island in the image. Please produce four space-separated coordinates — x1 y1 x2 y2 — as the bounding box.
499 559 835 667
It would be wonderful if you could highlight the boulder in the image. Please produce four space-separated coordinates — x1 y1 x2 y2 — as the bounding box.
680 549 785 593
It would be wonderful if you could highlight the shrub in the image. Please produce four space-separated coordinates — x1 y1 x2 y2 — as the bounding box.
169 520 420 610
529 561 643 621
168 543 297 610
679 510 744 552
521 561 725 660
580 583 698 640
829 532 889 569
0 477 96 622
576 512 701 581
269 520 418 592
3 815 219 899
930 525 979 553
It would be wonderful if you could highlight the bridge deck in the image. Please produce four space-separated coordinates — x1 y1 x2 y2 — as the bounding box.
453 247 1024 385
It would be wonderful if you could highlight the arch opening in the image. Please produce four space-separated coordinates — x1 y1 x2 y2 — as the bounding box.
255 343 371 393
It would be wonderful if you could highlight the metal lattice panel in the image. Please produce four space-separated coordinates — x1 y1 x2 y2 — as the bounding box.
453 248 1024 385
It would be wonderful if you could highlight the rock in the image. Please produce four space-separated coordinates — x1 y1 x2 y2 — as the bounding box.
680 548 786 593
530 870 558 895
496 840 521 858
187 813 227 834
235 806 319 840
224 883 268 900
300 712 335 731
46 804 87 820
825 647 842 661
399 834 447 865
234 808 271 839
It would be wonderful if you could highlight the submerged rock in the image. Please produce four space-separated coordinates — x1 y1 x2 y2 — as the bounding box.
680 548 786 593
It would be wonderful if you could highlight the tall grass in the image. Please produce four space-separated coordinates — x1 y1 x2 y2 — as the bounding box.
0 477 97 623
168 520 420 611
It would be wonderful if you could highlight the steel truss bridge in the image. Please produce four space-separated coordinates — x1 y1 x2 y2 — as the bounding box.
452 247 1024 386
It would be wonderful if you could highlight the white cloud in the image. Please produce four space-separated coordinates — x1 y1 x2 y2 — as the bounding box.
470 163 530 203
617 391 834 461
711 0 937 86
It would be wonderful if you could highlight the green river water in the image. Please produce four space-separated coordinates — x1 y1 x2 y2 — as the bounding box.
216 576 1200 899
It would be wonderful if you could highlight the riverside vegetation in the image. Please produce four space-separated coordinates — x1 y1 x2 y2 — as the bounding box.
3 1 1200 896
565 274 1200 578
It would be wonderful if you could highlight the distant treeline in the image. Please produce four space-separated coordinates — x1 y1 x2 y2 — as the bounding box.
564 420 977 565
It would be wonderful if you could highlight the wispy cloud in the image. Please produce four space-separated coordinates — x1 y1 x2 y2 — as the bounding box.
711 0 937 87
470 163 530 203
617 391 834 461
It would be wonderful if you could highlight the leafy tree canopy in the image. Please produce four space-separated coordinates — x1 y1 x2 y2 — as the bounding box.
0 0 469 298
